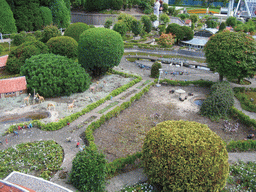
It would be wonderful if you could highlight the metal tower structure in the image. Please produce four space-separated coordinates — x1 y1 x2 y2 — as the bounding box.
233 0 256 18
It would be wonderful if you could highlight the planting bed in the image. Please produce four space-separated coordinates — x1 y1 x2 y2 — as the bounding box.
94 86 255 162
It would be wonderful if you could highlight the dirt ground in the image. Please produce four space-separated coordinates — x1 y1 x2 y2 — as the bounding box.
94 86 255 162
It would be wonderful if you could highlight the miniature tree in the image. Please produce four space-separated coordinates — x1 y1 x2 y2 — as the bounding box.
141 15 152 33
113 20 128 37
204 30 256 82
166 23 184 44
64 22 90 42
70 147 107 192
78 28 124 76
20 54 91 98
143 120 229 191
6 40 49 74
49 0 70 28
41 24 61 43
46 36 78 58
131 19 143 37
226 16 237 27
159 13 170 26
40 6 53 26
0 0 17 34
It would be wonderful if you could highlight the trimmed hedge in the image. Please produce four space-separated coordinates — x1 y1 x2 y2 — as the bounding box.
64 22 90 42
150 62 162 78
78 28 124 76
0 0 17 34
233 87 256 112
227 140 256 152
142 120 229 191
40 6 53 27
46 36 78 58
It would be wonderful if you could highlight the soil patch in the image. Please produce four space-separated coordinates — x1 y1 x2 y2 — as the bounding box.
94 86 255 162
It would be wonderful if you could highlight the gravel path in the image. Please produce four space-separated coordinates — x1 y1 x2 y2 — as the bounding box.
1 53 256 192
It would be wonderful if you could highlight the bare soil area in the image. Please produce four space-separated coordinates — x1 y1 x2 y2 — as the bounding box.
94 85 255 162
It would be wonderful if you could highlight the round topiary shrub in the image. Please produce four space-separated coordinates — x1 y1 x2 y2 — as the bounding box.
150 62 162 78
70 147 107 192
0 0 17 34
46 36 78 58
78 28 124 76
64 22 90 42
142 120 229 191
20 54 91 98
6 40 49 74
200 81 234 120
41 24 61 43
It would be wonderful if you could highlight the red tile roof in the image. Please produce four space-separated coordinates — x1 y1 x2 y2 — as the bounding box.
0 180 35 192
0 76 27 94
185 19 191 24
0 55 8 68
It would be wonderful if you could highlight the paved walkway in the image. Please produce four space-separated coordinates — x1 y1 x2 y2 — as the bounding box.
1 54 256 192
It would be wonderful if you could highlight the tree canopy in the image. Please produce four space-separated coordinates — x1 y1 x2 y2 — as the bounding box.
204 30 256 82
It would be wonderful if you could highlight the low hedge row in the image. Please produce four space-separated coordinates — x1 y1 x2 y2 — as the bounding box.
233 87 256 112
226 139 256 152
230 106 256 130
4 70 142 134
157 78 214 87
84 82 154 177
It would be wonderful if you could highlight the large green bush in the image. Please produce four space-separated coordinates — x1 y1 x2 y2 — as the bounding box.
46 36 78 58
20 54 91 98
64 22 90 42
150 62 162 78
49 0 70 28
131 19 143 36
10 32 26 46
200 81 234 119
78 28 124 76
40 6 53 26
41 25 61 43
6 40 49 74
70 147 107 192
142 120 229 191
111 0 123 10
8 0 43 32
0 0 17 34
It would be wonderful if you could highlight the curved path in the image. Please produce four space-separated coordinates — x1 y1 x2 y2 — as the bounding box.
1 54 256 192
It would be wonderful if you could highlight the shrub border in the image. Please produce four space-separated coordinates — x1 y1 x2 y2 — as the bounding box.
233 87 256 112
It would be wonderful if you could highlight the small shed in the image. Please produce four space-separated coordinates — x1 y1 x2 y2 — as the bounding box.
185 19 192 27
0 76 27 98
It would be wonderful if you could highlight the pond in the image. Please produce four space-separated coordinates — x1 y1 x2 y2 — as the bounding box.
0 111 50 125
194 99 205 106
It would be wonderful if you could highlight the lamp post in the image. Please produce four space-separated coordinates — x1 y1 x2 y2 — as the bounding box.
156 68 163 87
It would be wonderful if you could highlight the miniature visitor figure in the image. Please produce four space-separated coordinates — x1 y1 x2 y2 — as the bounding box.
14 131 18 135
28 123 32 129
23 124 27 129
18 125 22 130
153 0 160 28
159 0 163 14
76 141 80 148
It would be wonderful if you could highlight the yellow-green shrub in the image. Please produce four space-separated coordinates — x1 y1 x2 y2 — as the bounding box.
142 120 229 191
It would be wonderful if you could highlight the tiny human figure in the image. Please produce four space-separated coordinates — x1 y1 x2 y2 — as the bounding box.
5 138 8 144
14 131 19 136
28 123 32 129
18 125 22 130
67 122 70 126
23 124 27 129
76 141 80 148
